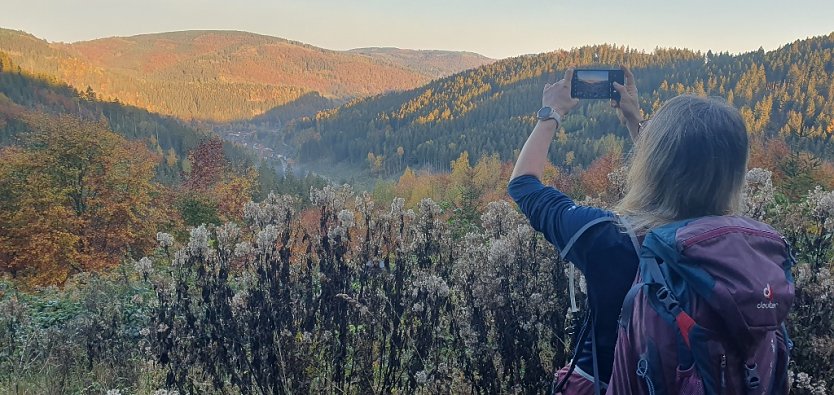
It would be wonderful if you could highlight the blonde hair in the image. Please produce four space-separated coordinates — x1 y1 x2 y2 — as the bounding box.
616 95 749 233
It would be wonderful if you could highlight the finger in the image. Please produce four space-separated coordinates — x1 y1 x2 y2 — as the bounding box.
613 81 628 96
610 99 619 108
621 65 636 88
564 68 574 89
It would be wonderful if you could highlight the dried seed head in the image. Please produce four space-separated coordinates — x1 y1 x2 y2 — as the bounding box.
338 209 356 228
310 184 352 210
134 257 153 276
216 222 241 252
244 193 295 229
742 168 775 220
256 225 279 251
481 200 524 236
390 197 405 217
415 370 428 384
234 241 253 258
156 232 174 249
187 225 210 257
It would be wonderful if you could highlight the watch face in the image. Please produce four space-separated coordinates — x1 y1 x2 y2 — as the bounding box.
537 107 552 119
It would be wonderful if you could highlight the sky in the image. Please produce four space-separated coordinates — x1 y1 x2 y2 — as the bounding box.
2 0 833 59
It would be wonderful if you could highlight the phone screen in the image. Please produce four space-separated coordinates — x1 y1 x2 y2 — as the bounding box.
574 70 611 99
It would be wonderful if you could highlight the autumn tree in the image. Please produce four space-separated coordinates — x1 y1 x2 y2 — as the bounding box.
449 151 480 236
579 150 623 201
184 136 225 191
395 167 418 205
180 136 256 225
779 151 823 202
472 153 505 204
0 113 165 286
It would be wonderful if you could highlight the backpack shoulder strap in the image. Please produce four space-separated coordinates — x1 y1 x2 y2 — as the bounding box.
561 215 618 313
620 222 698 349
560 216 619 260
591 312 602 395
640 249 697 349
553 215 619 395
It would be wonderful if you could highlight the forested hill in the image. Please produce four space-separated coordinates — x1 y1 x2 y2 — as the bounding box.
0 29 489 122
348 48 494 79
294 33 834 176
0 51 249 183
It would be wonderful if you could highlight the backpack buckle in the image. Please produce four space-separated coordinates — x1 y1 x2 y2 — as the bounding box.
655 287 679 312
744 363 760 390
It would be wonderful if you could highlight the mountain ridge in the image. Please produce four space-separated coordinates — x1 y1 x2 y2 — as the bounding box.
292 32 834 176
348 47 494 79
0 28 492 121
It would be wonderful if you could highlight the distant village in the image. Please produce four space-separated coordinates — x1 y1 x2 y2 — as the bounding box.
222 125 295 174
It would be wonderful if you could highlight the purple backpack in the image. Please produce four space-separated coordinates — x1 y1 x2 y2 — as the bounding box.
607 216 795 395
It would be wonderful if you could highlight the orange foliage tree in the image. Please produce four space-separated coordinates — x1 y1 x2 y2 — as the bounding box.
0 114 165 286
579 150 623 202
748 137 790 180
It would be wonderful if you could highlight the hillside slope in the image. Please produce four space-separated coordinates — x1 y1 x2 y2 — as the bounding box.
0 29 443 121
0 51 249 183
349 47 494 79
293 33 834 175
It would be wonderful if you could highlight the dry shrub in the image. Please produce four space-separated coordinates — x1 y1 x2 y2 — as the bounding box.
146 189 575 394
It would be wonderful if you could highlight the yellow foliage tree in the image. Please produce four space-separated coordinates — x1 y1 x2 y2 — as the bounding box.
473 153 502 199
214 168 257 222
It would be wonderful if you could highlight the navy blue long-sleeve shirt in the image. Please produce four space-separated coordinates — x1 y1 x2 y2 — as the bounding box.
508 175 639 384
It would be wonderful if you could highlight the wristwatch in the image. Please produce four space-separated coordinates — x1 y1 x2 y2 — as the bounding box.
536 106 562 126
637 119 650 133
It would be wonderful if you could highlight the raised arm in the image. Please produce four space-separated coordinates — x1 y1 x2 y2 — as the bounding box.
510 69 579 181
508 68 617 268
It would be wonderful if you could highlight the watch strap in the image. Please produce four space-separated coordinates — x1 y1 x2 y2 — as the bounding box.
537 106 562 124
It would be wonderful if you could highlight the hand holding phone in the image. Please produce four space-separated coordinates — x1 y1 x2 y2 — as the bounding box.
542 69 580 116
570 69 625 101
610 66 642 140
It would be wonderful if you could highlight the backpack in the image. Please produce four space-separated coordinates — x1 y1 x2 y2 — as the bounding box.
607 216 795 395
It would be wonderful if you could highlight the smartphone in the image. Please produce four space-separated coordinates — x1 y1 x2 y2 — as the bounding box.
571 69 625 101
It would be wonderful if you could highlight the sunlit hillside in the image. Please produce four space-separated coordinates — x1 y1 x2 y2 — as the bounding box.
0 29 491 121
294 33 834 176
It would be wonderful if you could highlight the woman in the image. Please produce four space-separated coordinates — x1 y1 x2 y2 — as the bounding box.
509 68 791 393
509 67 645 393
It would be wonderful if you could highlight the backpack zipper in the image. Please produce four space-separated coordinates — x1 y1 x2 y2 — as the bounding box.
636 358 656 395
720 354 727 393
681 226 783 249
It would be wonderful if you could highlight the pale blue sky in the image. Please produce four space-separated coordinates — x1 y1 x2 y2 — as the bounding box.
2 0 833 59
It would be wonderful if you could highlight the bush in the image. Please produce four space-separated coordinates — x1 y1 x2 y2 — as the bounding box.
0 270 159 394
3 169 834 394
146 188 575 394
